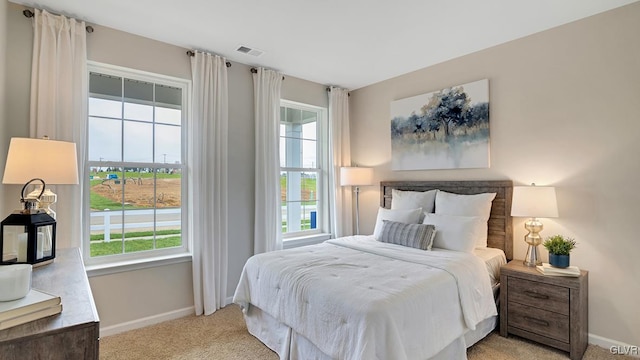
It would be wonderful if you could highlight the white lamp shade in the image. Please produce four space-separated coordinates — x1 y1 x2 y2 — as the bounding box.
2 137 79 185
511 185 558 218
340 167 373 186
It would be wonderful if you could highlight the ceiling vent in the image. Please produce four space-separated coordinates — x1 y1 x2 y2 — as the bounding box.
236 45 264 57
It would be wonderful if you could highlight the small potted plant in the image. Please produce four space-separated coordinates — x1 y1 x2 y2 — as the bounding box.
543 235 577 268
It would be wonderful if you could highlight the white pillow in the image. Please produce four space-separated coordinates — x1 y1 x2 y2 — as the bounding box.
391 189 437 213
423 213 485 253
372 207 422 240
434 191 496 221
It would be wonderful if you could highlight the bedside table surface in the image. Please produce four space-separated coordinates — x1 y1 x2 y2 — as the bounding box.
501 260 587 289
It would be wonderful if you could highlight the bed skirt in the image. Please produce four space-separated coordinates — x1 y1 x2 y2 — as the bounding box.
244 304 497 360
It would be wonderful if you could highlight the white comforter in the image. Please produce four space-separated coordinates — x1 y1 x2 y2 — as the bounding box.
234 236 497 360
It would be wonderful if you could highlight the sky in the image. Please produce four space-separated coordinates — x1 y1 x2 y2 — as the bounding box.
88 98 182 165
280 122 317 169
90 97 317 169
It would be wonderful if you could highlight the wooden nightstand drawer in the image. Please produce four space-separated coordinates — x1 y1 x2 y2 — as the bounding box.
508 302 569 343
509 278 569 315
500 260 588 360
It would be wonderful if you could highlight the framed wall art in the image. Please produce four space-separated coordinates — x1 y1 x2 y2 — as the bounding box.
390 79 490 170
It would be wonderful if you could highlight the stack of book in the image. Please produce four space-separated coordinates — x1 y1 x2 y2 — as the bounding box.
536 263 581 277
0 289 62 330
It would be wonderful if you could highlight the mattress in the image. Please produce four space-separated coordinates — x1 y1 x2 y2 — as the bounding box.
473 247 507 286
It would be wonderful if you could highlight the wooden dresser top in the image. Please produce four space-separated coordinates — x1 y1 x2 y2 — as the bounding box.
0 248 99 343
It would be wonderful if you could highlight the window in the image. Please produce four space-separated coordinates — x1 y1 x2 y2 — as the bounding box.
85 63 189 265
280 100 328 239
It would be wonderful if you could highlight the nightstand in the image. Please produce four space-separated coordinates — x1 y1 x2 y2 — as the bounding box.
500 260 588 360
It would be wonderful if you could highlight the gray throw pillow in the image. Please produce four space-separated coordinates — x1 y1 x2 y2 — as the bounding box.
378 220 436 250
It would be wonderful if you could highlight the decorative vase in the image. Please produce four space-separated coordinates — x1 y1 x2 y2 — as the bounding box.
549 253 570 268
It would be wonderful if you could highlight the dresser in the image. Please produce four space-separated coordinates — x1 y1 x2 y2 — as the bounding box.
0 248 100 359
500 260 588 360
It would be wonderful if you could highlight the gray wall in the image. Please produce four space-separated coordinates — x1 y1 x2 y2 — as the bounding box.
0 0 6 211
2 2 30 215
1 2 327 330
349 2 640 346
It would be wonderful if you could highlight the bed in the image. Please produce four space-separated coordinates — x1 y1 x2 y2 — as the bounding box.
234 180 513 360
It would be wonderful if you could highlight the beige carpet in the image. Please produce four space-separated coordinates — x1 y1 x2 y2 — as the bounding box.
101 305 629 360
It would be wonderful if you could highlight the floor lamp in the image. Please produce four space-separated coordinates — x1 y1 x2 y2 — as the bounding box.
340 167 373 235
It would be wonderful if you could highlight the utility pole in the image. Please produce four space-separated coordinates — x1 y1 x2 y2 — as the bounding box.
162 154 167 173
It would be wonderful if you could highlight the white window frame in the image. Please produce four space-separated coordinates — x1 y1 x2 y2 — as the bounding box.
83 62 191 268
280 100 329 243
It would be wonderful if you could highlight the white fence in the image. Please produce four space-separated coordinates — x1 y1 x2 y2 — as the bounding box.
91 206 317 242
90 208 181 242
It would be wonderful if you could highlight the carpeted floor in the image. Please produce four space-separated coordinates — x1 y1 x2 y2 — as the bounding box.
100 305 629 360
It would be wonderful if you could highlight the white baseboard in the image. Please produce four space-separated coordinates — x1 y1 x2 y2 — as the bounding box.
100 306 194 337
589 333 640 358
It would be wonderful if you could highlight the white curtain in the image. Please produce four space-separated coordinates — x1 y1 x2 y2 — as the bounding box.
190 51 229 315
29 9 87 248
328 87 353 238
253 68 283 254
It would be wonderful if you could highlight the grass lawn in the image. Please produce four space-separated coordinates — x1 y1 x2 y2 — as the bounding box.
280 175 317 203
90 229 182 257
282 219 313 233
90 236 181 257
90 192 137 210
90 229 181 241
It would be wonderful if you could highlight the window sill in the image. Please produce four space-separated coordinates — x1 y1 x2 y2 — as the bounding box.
85 252 192 277
283 233 332 249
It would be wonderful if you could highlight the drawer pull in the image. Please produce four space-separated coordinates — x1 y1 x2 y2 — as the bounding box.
524 290 549 300
523 316 550 327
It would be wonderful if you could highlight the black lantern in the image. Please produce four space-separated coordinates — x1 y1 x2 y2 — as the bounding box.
0 179 57 266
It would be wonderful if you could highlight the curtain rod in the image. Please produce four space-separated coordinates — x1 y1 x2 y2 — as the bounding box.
186 51 232 67
23 9 94 33
326 87 350 96
250 67 285 80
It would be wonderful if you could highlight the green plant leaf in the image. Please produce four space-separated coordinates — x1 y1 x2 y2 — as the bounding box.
542 234 577 255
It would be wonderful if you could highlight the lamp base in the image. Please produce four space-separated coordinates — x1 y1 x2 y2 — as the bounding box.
522 218 544 267
523 244 542 267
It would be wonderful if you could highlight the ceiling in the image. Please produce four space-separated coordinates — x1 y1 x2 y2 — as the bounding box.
9 0 638 90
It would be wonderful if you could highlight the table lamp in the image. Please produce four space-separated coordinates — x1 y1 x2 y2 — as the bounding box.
511 184 558 267
340 167 373 235
1 137 79 265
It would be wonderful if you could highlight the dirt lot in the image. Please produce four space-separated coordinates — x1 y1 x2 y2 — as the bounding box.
93 177 312 207
92 178 181 208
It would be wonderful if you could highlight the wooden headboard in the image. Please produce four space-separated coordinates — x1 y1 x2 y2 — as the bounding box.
380 180 513 260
